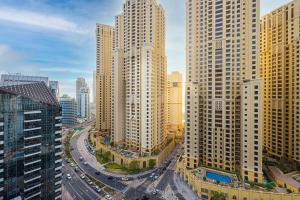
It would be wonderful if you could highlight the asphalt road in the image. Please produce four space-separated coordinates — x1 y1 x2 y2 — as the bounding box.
70 128 127 191
62 161 101 200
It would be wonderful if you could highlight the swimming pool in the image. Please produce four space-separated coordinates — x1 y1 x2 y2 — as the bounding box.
206 171 231 184
297 179 300 183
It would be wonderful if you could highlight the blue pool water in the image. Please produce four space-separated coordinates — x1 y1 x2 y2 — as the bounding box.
206 171 231 184
297 179 300 183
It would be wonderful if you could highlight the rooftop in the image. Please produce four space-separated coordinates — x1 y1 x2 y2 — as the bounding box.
0 82 59 107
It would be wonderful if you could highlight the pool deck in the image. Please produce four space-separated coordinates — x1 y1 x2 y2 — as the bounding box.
192 167 239 187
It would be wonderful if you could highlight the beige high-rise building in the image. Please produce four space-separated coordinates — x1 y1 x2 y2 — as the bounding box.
96 24 114 132
260 0 300 163
185 0 263 182
167 71 183 131
122 0 167 154
111 15 126 144
97 0 167 155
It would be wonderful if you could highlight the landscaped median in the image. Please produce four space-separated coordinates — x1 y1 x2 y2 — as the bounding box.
91 135 175 175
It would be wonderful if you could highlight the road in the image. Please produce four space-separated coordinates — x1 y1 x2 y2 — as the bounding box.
62 160 101 200
70 126 127 191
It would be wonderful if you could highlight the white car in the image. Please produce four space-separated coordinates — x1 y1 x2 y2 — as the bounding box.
121 176 128 181
67 174 71 180
83 162 88 165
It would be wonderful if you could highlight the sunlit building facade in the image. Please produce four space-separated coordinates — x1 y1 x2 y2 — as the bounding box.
96 24 114 132
260 0 300 163
185 0 263 183
167 71 183 131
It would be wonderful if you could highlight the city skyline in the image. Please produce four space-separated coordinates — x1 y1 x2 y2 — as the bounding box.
0 0 292 97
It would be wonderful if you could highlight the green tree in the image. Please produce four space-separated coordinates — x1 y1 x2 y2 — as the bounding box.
149 159 156 168
129 160 140 170
211 191 226 200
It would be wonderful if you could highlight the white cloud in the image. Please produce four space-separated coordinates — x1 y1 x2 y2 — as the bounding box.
0 7 88 34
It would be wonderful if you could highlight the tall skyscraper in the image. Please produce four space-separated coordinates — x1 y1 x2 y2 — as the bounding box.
0 82 62 200
0 74 49 86
260 0 300 163
76 77 87 116
95 24 114 132
167 71 183 131
185 0 263 183
110 15 126 144
59 94 77 125
49 80 60 99
122 0 167 154
79 87 90 119
97 0 167 154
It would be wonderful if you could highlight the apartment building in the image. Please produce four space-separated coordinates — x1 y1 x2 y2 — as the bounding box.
111 15 126 144
97 0 167 155
0 82 62 200
185 0 263 182
260 0 300 163
96 24 114 132
167 71 183 131
79 87 90 119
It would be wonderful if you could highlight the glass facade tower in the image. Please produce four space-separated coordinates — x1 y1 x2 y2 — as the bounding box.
0 82 62 200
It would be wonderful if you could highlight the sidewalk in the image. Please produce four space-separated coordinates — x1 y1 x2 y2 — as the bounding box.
173 172 201 200
76 128 157 178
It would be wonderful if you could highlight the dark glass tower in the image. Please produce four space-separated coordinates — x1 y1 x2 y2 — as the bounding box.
0 82 62 200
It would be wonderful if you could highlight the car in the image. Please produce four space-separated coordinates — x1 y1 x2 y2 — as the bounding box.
121 176 128 181
154 176 158 180
79 156 83 161
70 163 75 167
105 194 111 200
96 188 101 193
80 174 85 179
83 162 88 165
95 171 100 175
67 174 71 180
88 181 93 185
74 167 79 172
107 176 114 180
152 190 157 195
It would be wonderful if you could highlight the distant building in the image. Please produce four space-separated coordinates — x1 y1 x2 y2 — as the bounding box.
49 80 60 99
0 73 49 86
59 94 77 125
79 87 90 119
167 71 183 131
76 77 87 116
0 82 62 200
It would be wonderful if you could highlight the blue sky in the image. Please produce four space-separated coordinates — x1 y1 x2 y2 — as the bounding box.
0 0 292 97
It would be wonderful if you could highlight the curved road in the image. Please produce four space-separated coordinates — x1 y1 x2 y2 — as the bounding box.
70 127 127 191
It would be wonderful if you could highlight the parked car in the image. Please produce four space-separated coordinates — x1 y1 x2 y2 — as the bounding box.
79 156 83 161
107 176 114 180
121 176 128 181
80 174 85 179
83 162 88 165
